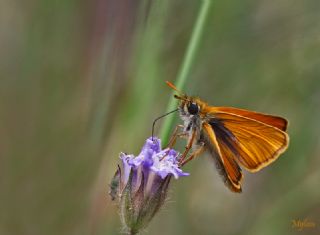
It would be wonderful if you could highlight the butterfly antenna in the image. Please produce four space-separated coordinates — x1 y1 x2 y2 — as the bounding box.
166 81 182 93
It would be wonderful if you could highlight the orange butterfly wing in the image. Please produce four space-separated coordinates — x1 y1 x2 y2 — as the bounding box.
211 107 288 131
205 110 289 172
202 123 243 192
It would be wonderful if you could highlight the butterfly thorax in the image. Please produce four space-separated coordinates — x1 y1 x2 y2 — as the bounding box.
178 96 209 147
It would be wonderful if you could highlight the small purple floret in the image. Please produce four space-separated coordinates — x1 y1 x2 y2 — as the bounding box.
120 137 189 184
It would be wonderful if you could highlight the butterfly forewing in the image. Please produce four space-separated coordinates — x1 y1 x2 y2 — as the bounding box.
207 111 289 172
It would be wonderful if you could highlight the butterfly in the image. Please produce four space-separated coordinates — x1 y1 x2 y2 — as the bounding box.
165 81 289 193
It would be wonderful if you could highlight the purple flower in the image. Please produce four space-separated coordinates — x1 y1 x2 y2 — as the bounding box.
109 137 189 234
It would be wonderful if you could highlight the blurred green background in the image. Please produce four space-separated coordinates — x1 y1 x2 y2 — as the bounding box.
1 0 320 234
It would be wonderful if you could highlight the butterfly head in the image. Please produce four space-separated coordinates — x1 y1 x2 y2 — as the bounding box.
174 94 201 116
165 81 205 118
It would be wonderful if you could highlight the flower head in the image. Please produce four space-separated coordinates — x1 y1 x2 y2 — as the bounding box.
109 137 188 234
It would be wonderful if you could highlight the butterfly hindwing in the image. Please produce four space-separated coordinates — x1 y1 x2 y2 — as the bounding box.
202 123 243 192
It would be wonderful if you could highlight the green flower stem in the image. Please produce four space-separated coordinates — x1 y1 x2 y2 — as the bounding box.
160 0 211 144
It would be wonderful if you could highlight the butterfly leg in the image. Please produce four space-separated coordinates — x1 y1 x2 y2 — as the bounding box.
179 129 197 164
167 125 185 148
160 125 186 161
180 144 205 166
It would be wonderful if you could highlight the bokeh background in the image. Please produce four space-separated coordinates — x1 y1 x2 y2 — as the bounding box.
1 0 320 234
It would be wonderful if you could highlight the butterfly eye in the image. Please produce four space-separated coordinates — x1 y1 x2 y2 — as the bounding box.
187 103 199 115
